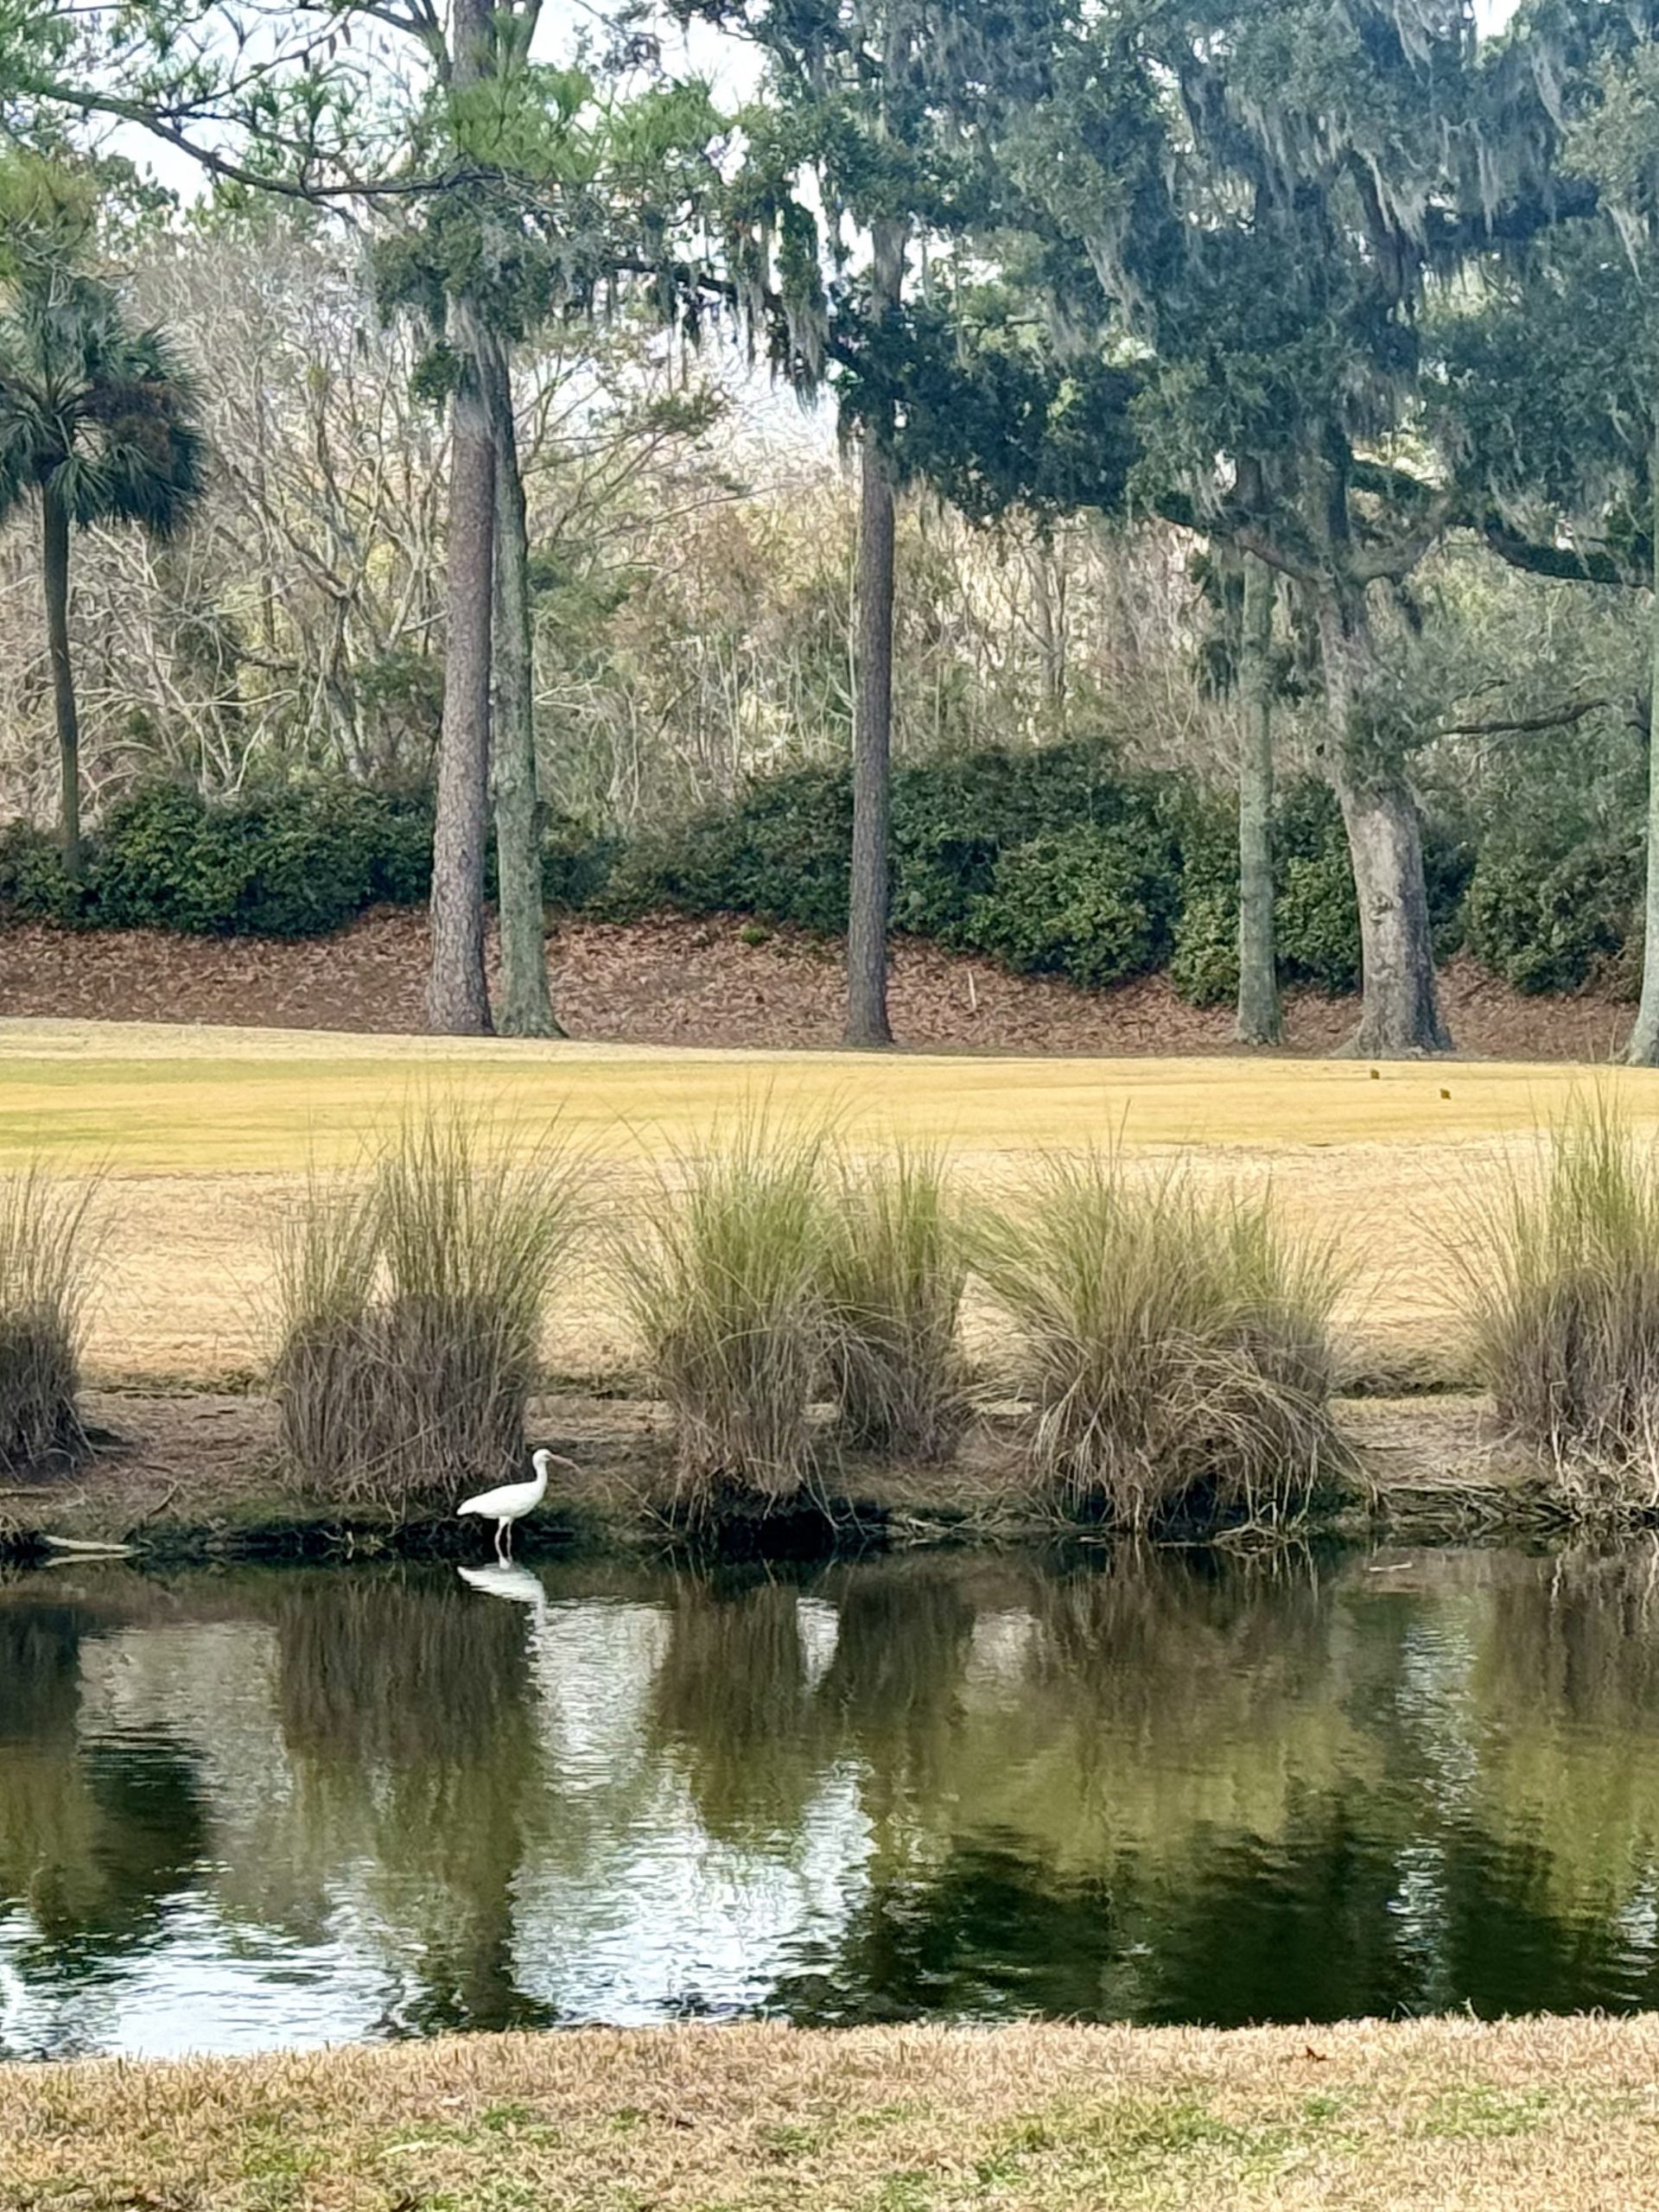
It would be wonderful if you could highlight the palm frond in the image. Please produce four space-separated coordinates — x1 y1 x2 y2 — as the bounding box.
0 263 207 537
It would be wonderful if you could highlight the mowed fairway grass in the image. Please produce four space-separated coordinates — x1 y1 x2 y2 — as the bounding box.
6 2018 1659 2211
3 1016 1657 1378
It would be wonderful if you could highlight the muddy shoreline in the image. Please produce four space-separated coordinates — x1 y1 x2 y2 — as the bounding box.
0 1385 1556 1567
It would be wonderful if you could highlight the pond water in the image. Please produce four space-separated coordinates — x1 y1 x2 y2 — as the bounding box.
3 1543 1659 2057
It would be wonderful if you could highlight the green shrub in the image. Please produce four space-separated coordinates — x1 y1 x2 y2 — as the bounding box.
0 822 86 923
1455 1101 1659 1513
964 823 1165 989
271 1112 584 1512
972 1149 1342 1529
1270 779 1360 994
79 783 434 938
1169 882 1239 1007
821 1147 968 1459
1465 836 1637 995
1274 849 1361 994
540 816 622 912
86 785 254 932
588 741 1185 962
890 743 1159 943
0 785 436 938
603 766 854 933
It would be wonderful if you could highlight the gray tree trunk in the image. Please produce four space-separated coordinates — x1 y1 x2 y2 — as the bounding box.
41 489 81 882
1317 595 1450 1057
482 329 560 1039
426 291 496 1036
845 218 906 1051
1235 554 1280 1046
1627 445 1659 1065
424 0 497 1036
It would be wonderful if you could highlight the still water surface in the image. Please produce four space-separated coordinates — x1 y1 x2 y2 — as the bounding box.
3 1545 1659 2057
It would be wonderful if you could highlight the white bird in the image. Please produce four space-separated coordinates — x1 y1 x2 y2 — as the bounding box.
457 1447 573 1560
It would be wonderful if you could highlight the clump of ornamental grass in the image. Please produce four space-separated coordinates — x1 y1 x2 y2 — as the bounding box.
272 1112 583 1514
1455 1101 1659 1514
820 1145 969 1460
613 1120 830 1519
971 1149 1342 1531
0 1165 97 1473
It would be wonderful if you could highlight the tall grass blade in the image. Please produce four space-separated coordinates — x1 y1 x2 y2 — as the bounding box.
0 1163 98 1473
971 1147 1341 1530
271 1108 585 1513
821 1144 968 1459
613 1115 829 1518
1455 1096 1659 1515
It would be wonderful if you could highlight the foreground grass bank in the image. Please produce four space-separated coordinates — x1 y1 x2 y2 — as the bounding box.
4 2018 1659 2209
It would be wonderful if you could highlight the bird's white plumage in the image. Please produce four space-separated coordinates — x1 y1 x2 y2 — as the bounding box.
458 1447 568 1559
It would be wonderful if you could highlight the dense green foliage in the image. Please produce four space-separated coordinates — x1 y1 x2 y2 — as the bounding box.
0 741 1627 1006
0 784 434 937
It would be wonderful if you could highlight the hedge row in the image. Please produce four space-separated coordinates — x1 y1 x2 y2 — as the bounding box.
0 785 434 938
0 747 1638 1001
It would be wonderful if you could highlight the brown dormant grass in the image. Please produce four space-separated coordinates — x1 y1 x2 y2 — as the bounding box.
4 2017 1659 2209
2 1018 1656 1380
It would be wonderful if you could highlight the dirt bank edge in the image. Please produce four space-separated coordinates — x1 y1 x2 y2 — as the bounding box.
0 1387 1549 1565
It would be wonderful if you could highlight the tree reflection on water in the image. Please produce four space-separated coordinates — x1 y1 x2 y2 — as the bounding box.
3 1543 1659 2055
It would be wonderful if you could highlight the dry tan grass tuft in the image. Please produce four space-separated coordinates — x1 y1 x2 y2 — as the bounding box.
4 2017 1659 2210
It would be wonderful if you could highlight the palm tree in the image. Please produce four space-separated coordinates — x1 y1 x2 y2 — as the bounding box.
0 260 205 878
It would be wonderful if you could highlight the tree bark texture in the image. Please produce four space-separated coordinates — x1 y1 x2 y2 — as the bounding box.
845 217 906 1050
1235 553 1281 1046
42 489 82 882
1627 437 1659 1065
482 329 561 1039
426 290 497 1037
424 0 497 1037
1318 594 1450 1057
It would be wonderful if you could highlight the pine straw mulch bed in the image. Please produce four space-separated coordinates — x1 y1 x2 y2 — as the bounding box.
0 909 1635 1058
4 2016 1659 2210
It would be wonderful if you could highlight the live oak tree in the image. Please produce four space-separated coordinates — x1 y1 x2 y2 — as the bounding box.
0 160 205 880
1433 7 1659 1064
973 0 1567 1053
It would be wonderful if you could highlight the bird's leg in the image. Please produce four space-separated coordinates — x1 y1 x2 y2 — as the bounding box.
496 1519 508 1562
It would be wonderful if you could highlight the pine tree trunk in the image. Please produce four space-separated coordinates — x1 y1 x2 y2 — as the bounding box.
483 330 560 1039
424 0 497 1036
845 219 906 1051
1235 553 1280 1046
41 490 81 882
426 291 496 1037
1317 594 1450 1057
1627 441 1659 1065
